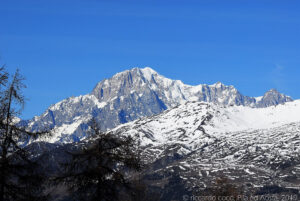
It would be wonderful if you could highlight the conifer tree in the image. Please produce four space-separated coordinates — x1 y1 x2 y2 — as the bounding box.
60 118 141 201
0 68 50 201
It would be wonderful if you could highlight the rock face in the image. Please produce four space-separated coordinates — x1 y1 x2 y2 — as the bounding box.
26 67 293 143
257 89 293 107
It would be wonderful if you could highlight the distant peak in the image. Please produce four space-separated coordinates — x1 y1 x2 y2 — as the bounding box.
263 89 282 96
210 81 225 88
260 88 293 106
141 67 157 73
267 88 279 93
114 67 158 76
140 67 158 74
139 67 160 81
111 67 149 78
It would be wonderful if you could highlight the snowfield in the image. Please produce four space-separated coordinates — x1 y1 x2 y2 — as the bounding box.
112 100 300 146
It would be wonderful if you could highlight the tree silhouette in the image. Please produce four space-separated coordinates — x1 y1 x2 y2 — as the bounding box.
59 118 141 201
0 68 50 201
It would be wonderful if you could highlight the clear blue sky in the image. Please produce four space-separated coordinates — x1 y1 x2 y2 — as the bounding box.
1 0 300 119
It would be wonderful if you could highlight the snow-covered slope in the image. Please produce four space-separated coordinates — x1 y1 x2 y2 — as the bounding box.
26 67 293 144
28 94 105 143
108 100 300 190
111 99 300 149
28 98 300 195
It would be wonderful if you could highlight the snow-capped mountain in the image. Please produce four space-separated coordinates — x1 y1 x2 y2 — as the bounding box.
23 67 299 199
91 67 292 109
32 99 300 197
27 67 293 143
107 100 300 191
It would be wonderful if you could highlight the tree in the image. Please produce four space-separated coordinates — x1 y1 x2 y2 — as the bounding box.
0 68 50 201
59 118 142 201
0 66 8 86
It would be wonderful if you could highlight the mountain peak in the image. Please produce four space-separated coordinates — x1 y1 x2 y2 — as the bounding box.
257 88 293 107
140 67 157 74
210 81 225 88
139 67 159 81
266 88 279 93
263 88 288 97
92 67 293 107
110 67 158 80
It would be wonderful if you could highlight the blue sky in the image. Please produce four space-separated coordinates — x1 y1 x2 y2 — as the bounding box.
0 0 300 119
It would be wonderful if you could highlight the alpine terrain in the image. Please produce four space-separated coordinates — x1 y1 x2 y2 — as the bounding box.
25 67 293 144
23 67 300 200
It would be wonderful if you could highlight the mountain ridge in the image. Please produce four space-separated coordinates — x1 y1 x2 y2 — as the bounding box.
25 67 293 144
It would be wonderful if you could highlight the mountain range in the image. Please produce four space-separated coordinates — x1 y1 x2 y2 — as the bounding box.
25 67 293 144
23 67 300 200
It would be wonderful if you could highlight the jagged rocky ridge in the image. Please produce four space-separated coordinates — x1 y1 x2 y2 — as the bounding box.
27 67 293 143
